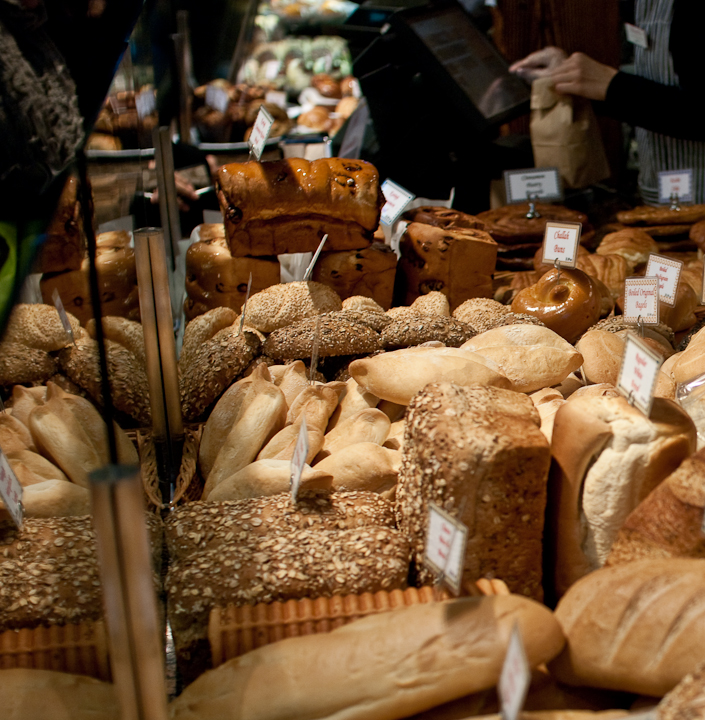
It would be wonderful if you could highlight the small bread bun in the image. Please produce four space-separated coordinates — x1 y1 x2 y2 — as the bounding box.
595 228 657 271
311 73 342 98
511 268 602 344
298 106 332 132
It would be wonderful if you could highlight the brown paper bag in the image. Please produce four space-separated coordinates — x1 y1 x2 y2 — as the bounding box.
530 77 610 189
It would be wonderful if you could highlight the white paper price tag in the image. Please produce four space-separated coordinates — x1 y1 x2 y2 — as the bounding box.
0 449 23 529
290 416 309 502
499 623 531 720
623 277 660 325
644 254 683 307
424 503 468 595
541 222 582 268
617 333 663 417
205 84 230 114
380 179 415 226
135 88 156 120
625 23 648 48
51 288 76 346
504 167 562 204
658 169 693 204
248 105 275 160
265 90 287 110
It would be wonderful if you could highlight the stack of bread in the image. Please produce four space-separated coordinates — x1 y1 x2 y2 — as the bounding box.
616 203 705 251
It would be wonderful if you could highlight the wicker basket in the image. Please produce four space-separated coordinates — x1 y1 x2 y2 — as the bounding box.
0 620 110 680
208 586 449 667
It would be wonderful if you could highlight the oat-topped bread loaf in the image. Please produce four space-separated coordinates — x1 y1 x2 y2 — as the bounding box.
165 492 408 683
215 158 384 256
396 383 550 599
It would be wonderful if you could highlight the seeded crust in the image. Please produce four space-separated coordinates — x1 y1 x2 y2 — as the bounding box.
657 661 705 720
453 298 511 332
588 317 675 345
180 307 239 373
85 317 146 368
330 309 391 332
0 342 57 386
180 328 262 422
381 315 475 349
395 383 549 600
342 296 385 314
58 336 151 426
410 291 450 317
0 516 163 632
263 316 381 360
2 304 80 352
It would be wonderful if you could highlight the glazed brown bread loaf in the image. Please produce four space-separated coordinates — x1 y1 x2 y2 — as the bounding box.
547 395 696 599
477 204 589 245
168 595 565 720
550 558 705 696
215 158 383 256
395 222 497 310
396 383 550 599
311 242 398 310
606 447 705 566
184 224 280 321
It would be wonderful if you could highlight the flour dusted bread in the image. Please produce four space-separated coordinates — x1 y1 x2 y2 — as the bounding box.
548 395 696 598
396 383 550 599
550 558 705 696
169 595 565 720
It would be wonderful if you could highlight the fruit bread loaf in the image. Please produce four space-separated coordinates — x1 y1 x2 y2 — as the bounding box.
396 383 550 599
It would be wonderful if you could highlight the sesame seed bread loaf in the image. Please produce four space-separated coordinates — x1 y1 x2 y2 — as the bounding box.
396 383 550 600
168 594 565 720
550 558 705 696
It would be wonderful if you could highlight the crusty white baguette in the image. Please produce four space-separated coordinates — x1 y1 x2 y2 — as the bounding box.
550 558 705 696
313 442 399 495
168 595 565 720
316 407 390 461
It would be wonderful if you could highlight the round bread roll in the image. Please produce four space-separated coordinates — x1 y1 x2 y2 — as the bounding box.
511 268 602 344
595 228 657 271
243 281 343 333
658 281 698 333
298 106 332 132
311 73 342 98
342 296 385 314
575 330 624 385
85 316 146 368
410 290 451 317
180 307 239 373
453 298 511 332
313 442 400 495
2 303 80 352
0 343 57 386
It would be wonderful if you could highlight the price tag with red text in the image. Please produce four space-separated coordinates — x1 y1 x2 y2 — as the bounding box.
499 623 531 720
248 105 275 160
504 167 562 204
658 169 693 204
644 254 683 307
623 277 660 324
290 416 309 503
617 333 663 417
541 221 582 268
0 449 23 528
380 179 415 226
424 502 467 595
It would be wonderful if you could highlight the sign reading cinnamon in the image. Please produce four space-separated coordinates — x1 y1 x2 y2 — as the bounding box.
617 332 663 417
644 253 683 307
541 221 582 268
623 277 660 324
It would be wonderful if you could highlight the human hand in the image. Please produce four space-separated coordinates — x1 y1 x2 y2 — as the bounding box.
509 47 567 82
549 52 618 101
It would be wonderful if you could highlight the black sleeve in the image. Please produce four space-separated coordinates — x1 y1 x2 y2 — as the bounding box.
601 71 705 141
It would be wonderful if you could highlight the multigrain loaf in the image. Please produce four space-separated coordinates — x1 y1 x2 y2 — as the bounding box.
396 383 550 599
547 395 696 598
606 447 705 566
550 558 705 696
381 315 475 349
1 304 80 352
168 595 565 720
656 661 705 720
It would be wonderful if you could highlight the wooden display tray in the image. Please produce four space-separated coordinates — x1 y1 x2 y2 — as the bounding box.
0 620 110 681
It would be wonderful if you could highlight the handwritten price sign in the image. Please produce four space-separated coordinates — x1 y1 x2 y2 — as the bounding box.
541 221 582 268
248 105 275 161
617 333 663 417
380 179 415 227
644 254 683 307
424 502 468 595
623 277 660 325
504 167 562 204
0 450 23 528
658 169 693 204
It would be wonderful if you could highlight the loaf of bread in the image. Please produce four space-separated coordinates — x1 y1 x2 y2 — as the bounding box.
40 231 140 325
547 395 696 599
312 242 397 310
656 660 705 720
606 447 705 566
169 594 565 720
184 224 280 321
595 228 657 271
215 158 383 256
550 558 705 695
395 222 497 310
0 413 35 455
617 204 705 226
403 205 486 230
477 204 589 244
396 383 550 599
0 480 90 522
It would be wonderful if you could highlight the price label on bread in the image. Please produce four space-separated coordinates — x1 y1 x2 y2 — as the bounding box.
51 288 76 346
617 332 663 417
623 277 660 325
424 502 468 595
644 253 683 307
658 168 693 204
499 623 530 720
0 448 23 529
503 167 562 204
248 105 275 161
541 221 582 268
290 416 309 502
380 179 415 226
